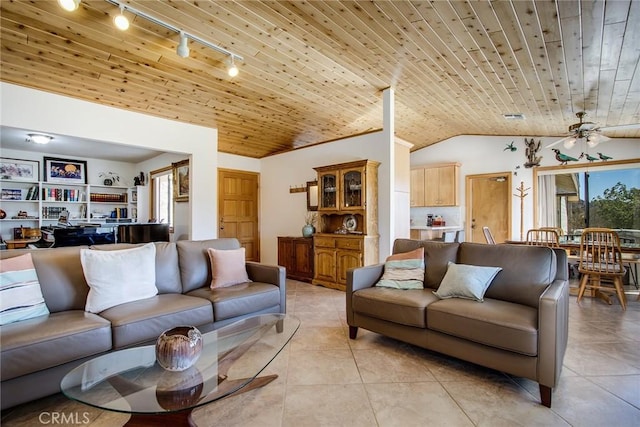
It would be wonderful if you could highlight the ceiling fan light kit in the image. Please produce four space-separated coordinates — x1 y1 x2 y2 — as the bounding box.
547 112 640 149
58 0 242 76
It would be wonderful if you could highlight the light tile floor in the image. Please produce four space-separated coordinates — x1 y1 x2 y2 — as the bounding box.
2 280 639 426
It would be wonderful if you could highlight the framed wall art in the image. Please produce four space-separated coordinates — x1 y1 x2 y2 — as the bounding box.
0 157 40 182
172 159 189 202
44 157 87 184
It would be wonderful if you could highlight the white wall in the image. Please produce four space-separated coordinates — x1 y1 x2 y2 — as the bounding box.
260 131 390 265
0 83 218 240
411 135 640 238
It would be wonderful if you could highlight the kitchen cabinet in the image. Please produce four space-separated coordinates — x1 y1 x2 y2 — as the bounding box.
277 236 314 282
312 159 380 290
410 163 459 207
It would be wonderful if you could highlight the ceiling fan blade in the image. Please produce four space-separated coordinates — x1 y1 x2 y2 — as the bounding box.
545 135 573 148
597 123 640 132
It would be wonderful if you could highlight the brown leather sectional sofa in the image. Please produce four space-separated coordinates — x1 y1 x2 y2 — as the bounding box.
347 239 569 408
0 238 285 409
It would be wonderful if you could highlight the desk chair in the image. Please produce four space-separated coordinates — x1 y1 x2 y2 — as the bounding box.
482 226 496 245
525 228 560 247
576 228 627 310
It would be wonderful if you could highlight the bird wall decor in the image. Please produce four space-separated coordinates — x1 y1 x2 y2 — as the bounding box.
523 138 542 168
598 152 613 161
579 152 598 162
504 141 517 152
552 149 579 165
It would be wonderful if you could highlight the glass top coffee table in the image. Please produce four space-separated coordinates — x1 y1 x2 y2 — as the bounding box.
61 314 299 426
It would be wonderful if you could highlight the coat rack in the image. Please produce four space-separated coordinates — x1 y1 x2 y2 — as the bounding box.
514 181 530 241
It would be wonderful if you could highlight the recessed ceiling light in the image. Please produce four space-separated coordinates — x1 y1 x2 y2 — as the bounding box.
503 113 525 120
26 134 53 144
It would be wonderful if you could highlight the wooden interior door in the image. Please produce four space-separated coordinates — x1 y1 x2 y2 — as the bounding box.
466 173 511 243
218 169 260 261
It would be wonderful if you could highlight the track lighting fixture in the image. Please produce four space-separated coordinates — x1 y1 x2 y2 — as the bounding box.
27 134 53 145
102 0 244 72
58 0 80 12
227 56 239 77
176 32 190 58
114 5 129 31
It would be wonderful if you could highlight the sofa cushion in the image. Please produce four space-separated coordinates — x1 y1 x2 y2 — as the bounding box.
207 247 251 288
98 294 213 349
81 243 158 313
391 239 460 289
0 253 50 325
433 262 502 302
427 298 538 356
177 239 242 293
90 242 182 293
352 287 439 328
0 246 91 312
458 243 556 308
376 247 424 289
187 282 281 322
0 310 111 381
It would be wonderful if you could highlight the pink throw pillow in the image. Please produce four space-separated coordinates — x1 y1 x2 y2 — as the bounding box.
207 247 251 288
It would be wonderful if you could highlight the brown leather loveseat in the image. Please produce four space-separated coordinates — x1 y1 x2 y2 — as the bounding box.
0 238 285 409
347 239 569 408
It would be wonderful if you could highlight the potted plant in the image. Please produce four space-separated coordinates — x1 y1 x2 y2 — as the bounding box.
302 212 317 237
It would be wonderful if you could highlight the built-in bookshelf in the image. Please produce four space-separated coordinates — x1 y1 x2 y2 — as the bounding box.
0 181 144 241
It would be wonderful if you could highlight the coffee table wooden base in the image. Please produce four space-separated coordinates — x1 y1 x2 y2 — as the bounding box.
124 374 278 427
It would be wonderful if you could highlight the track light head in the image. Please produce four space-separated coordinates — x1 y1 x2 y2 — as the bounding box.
176 32 190 58
58 0 80 12
114 5 130 31
227 56 239 77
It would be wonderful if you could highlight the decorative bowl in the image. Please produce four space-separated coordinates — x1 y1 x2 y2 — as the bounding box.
155 326 203 372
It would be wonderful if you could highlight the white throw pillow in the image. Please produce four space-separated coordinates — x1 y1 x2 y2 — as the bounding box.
81 243 158 313
433 262 502 302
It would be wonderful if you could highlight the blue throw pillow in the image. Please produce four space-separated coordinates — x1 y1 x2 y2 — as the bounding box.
433 262 502 302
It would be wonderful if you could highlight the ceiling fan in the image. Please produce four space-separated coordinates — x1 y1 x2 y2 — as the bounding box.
546 111 640 149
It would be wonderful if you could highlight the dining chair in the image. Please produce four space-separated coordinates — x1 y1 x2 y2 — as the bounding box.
525 228 560 247
442 231 456 243
576 228 627 310
482 226 496 245
454 230 465 243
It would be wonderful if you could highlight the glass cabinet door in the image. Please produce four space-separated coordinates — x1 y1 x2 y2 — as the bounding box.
341 168 363 209
318 172 337 210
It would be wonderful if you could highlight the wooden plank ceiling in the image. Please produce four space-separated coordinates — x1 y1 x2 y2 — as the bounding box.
1 0 639 159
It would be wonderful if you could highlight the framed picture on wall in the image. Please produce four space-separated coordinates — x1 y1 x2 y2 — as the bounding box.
44 157 87 184
0 157 40 182
172 159 189 202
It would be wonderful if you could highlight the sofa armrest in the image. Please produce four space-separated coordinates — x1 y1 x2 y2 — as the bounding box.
346 263 384 325
537 278 569 388
245 262 286 314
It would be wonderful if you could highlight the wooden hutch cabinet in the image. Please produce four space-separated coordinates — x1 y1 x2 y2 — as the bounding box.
277 236 314 282
312 159 380 291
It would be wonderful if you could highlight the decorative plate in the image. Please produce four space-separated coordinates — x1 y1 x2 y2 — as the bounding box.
343 215 357 232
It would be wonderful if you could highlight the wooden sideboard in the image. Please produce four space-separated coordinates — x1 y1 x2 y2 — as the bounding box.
277 236 314 282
